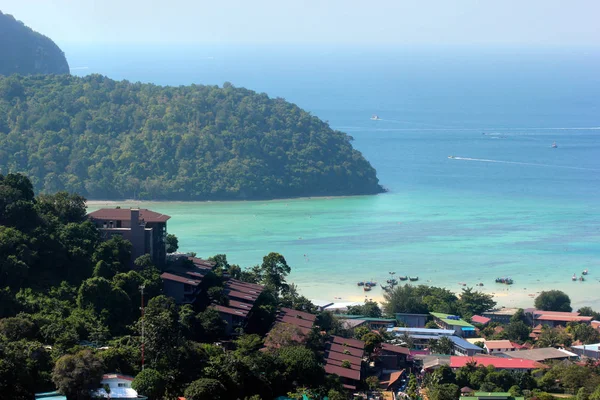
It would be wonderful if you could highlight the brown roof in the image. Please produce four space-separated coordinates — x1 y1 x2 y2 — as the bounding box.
189 257 216 269
381 343 411 355
213 305 249 318
277 314 316 329
537 314 593 322
229 300 254 311
325 350 362 367
88 208 170 223
160 272 201 286
227 290 259 302
328 343 364 358
227 281 263 295
228 278 264 290
279 307 317 321
332 335 365 350
380 370 405 390
324 363 361 381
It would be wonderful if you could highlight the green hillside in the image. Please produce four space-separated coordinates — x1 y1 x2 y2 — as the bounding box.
0 11 69 75
0 74 384 200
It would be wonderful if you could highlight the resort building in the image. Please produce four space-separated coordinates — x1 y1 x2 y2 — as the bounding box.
498 347 577 362
90 374 148 399
571 343 600 359
88 208 170 267
524 309 593 327
482 308 519 325
395 313 430 328
484 340 516 354
379 343 411 369
386 327 455 350
447 336 486 357
324 336 365 390
449 356 545 372
335 314 396 330
430 312 476 337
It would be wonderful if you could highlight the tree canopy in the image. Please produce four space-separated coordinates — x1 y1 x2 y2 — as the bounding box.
0 74 383 200
534 290 572 312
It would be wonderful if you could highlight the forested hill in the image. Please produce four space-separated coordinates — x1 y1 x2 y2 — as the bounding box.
0 11 69 75
0 74 384 200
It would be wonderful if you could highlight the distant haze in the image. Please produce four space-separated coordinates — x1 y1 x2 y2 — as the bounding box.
2 0 599 46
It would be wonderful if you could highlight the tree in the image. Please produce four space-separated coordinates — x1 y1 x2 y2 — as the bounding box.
428 383 459 400
139 295 181 368
362 332 384 355
347 300 382 318
429 336 454 355
536 326 571 348
52 350 103 400
406 374 419 399
259 252 291 295
0 316 36 341
276 345 324 389
197 308 227 342
366 376 380 391
567 322 600 344
165 233 179 253
131 369 166 400
534 290 572 312
578 307 600 321
184 378 227 400
36 192 87 223
505 320 531 343
458 287 496 318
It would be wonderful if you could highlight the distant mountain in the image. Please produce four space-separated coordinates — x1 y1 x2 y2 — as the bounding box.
0 11 69 75
0 74 384 201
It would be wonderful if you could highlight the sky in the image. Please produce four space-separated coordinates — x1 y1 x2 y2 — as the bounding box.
2 0 599 46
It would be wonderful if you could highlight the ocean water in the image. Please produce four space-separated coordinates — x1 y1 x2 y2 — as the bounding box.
76 44 600 309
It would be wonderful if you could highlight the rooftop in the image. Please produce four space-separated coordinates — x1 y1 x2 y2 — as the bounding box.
387 327 455 335
447 336 485 351
485 340 515 350
331 335 366 350
449 356 545 370
431 312 475 328
500 347 577 362
160 272 201 286
483 308 520 316
381 343 411 355
88 208 170 223
328 342 365 358
471 315 492 325
212 304 249 318
324 363 361 381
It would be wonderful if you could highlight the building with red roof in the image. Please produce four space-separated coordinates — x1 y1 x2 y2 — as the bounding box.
471 315 491 325
449 356 546 371
525 309 593 327
484 340 516 354
379 343 411 369
88 208 170 267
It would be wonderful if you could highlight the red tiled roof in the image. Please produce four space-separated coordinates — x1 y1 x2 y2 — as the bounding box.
88 208 170 223
279 307 317 322
324 363 361 381
102 374 134 381
332 335 365 350
485 340 514 350
212 305 249 318
328 343 364 358
160 272 201 286
471 315 491 325
449 356 546 370
381 343 411 355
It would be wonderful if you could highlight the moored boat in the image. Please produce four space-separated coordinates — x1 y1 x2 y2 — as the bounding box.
357 281 365 286
495 277 514 285
364 286 372 292
572 274 577 281
370 115 381 121
399 276 408 281
583 269 589 275
551 141 558 148
409 276 419 281
579 276 585 282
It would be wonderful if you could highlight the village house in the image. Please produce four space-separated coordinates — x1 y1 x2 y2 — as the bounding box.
387 327 455 350
395 313 430 328
498 347 577 362
324 336 366 391
430 312 476 337
524 309 593 327
482 308 519 325
90 374 148 399
88 208 170 267
379 343 411 369
449 355 546 372
447 336 486 357
470 315 491 326
484 340 516 354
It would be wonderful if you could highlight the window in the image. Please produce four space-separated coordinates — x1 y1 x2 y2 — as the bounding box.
118 383 129 387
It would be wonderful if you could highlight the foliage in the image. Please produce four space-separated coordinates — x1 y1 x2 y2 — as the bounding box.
534 290 572 312
0 74 383 200
578 307 600 321
406 373 419 399
0 12 69 75
131 368 167 400
0 338 54 399
457 287 496 318
184 378 227 400
383 285 459 315
346 299 382 318
429 336 454 355
166 233 179 253
428 383 460 400
567 322 600 344
52 350 103 400
366 375 380 390
536 326 572 348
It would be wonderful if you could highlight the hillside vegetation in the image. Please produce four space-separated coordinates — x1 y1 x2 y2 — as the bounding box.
0 74 384 200
0 11 69 75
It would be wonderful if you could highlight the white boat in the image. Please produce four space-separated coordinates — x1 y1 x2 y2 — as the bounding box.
552 141 558 148
448 155 456 159
370 115 381 120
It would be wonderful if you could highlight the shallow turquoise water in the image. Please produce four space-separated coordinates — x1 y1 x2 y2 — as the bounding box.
80 45 600 308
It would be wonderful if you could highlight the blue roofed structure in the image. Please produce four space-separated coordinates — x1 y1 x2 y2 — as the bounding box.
387 327 455 350
35 392 66 400
447 335 486 356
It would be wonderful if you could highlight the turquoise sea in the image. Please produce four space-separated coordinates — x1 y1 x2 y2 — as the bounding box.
75 44 600 309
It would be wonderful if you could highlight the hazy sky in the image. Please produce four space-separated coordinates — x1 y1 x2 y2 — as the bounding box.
2 0 599 46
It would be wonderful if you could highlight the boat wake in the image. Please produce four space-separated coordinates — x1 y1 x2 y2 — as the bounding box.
451 157 600 172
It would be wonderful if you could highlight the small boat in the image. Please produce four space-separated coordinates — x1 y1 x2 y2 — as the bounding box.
583 269 589 275
370 115 381 121
366 281 377 287
380 285 389 291
448 155 456 159
572 274 577 281
551 141 558 148
363 286 372 292
580 276 586 282
357 281 365 286
399 276 408 281
409 276 419 282
387 279 398 285
495 277 514 285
